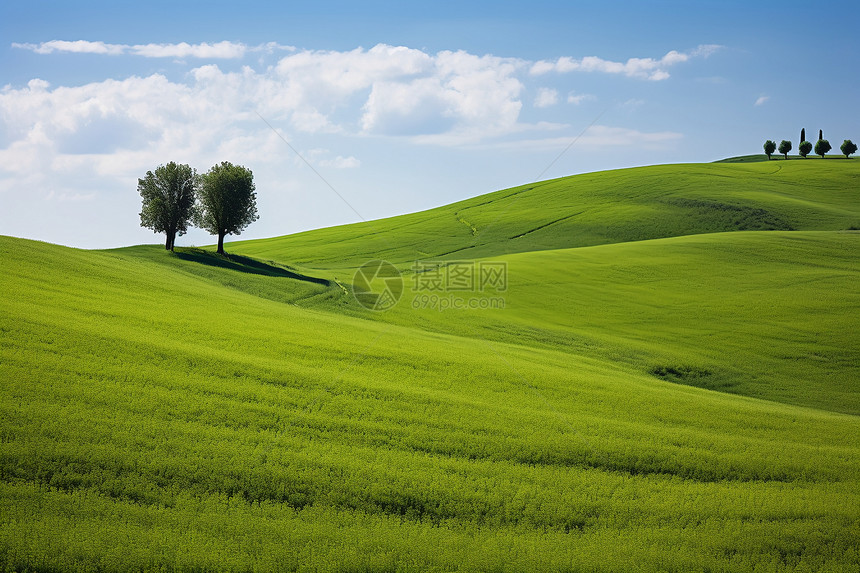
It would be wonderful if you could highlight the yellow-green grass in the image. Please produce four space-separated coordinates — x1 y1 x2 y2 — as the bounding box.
2 231 859 571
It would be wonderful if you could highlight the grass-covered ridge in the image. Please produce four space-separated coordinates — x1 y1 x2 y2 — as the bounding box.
231 160 860 269
2 160 859 571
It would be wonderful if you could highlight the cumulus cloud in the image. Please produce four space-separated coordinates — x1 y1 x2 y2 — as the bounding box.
359 49 525 141
534 88 559 108
754 95 770 106
530 44 722 80
0 42 536 228
0 41 702 216
0 41 710 166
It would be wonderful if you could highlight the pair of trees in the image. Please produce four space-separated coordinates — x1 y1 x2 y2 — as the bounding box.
139 161 258 254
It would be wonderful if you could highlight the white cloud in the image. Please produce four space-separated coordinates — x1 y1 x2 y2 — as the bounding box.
567 92 594 105
1 39 718 248
1 41 706 164
534 88 559 108
356 49 525 142
0 42 534 226
12 40 126 55
754 95 770 106
11 40 293 59
130 41 248 59
530 44 722 80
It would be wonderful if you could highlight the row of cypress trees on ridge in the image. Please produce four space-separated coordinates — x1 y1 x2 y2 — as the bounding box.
763 128 857 160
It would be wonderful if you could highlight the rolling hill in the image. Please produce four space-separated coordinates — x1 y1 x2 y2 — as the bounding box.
232 160 860 269
1 159 859 572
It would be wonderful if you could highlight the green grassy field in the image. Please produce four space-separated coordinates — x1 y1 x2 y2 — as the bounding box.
2 159 859 571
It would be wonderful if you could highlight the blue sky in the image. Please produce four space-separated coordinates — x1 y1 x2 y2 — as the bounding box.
2 0 858 249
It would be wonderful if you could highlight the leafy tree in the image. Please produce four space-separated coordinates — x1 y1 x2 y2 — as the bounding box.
841 139 857 158
138 162 197 251
778 140 792 159
799 141 813 158
195 161 258 255
819 129 823 141
763 140 776 159
800 128 805 144
814 139 831 158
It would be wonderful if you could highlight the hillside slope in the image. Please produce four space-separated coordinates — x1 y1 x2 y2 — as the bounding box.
231 160 860 270
370 231 860 415
2 235 859 572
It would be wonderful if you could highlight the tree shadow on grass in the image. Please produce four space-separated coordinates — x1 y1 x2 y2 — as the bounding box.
174 248 330 286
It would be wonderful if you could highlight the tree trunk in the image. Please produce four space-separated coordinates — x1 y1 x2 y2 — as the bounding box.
217 232 225 255
165 233 172 250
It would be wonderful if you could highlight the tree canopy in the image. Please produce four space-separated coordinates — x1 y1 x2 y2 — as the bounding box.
778 140 792 159
799 141 813 158
138 162 197 251
195 162 259 254
841 139 857 158
814 139 832 159
763 140 776 159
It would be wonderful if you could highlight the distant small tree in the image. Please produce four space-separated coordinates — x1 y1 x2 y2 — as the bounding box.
841 139 857 158
799 141 813 158
778 140 792 159
138 162 197 251
800 128 805 145
814 139 831 159
819 129 823 141
763 140 776 159
195 161 258 255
